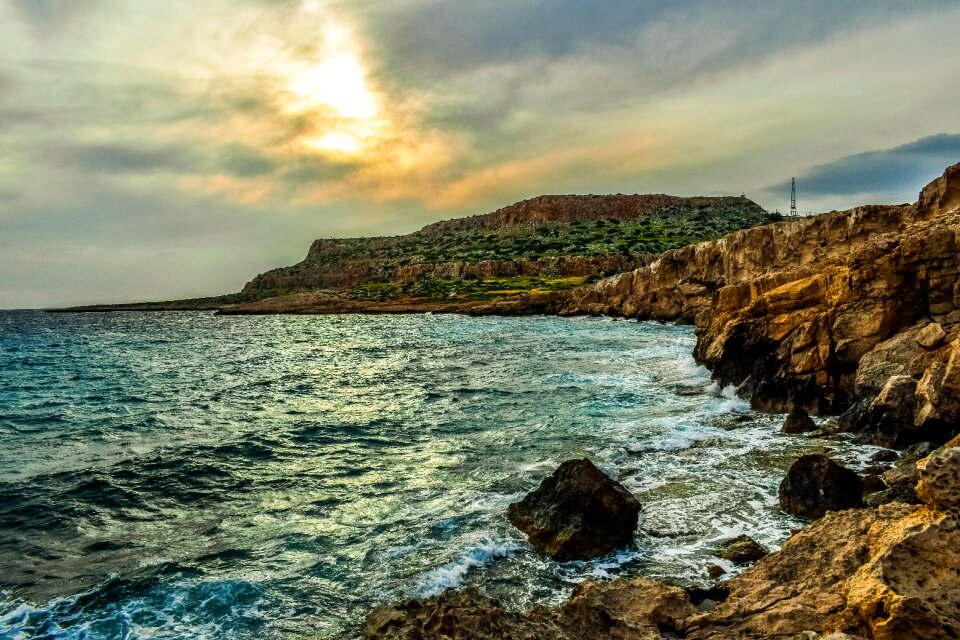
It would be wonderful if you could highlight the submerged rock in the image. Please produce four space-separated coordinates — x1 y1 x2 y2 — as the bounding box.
779 455 863 518
781 405 817 434
507 458 640 560
716 534 767 564
706 564 726 579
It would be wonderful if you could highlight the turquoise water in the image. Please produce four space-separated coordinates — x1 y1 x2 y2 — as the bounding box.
0 311 878 638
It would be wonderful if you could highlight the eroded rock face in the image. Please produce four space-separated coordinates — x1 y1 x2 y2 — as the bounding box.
562 162 960 447
779 455 863 518
364 588 567 640
507 459 640 560
916 446 960 510
364 579 696 640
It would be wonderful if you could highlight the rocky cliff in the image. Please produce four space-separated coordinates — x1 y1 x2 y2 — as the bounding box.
557 162 960 448
239 194 773 298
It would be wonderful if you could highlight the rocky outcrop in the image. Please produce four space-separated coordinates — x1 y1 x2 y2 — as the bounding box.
366 441 960 639
365 578 697 640
391 255 652 283
421 194 758 232
864 442 936 506
507 459 641 560
562 162 960 447
779 455 863 518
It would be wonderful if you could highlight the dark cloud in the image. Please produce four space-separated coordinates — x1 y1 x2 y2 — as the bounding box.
218 144 277 178
768 134 960 197
46 144 195 174
367 0 958 143
280 157 354 186
374 0 952 79
9 0 101 35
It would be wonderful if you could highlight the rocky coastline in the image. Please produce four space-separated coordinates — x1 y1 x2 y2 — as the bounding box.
362 162 960 639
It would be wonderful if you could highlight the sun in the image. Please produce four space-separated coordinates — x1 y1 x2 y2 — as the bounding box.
283 21 386 159
288 52 378 121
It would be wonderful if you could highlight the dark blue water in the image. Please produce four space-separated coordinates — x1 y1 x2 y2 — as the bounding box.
0 311 879 638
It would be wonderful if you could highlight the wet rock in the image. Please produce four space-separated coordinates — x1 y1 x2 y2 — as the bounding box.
860 375 919 448
860 464 891 475
507 458 640 560
870 449 899 463
369 445 960 639
564 162 960 445
706 564 726 579
717 534 768 564
860 473 887 496
779 455 863 518
782 406 817 434
682 508 879 639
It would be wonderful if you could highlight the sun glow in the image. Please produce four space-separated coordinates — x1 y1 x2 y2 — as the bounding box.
282 18 388 159
288 52 378 121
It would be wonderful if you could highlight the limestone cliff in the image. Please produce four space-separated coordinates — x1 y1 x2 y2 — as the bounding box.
240 195 772 297
558 162 960 447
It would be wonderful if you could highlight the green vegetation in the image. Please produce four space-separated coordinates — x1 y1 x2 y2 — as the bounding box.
242 196 780 303
348 275 595 302
305 201 778 270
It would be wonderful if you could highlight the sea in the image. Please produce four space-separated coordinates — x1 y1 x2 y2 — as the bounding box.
0 311 881 639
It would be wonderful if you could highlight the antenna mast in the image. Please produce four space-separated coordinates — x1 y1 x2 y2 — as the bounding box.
790 177 797 217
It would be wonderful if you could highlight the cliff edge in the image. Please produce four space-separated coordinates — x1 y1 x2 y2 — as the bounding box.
557 162 960 448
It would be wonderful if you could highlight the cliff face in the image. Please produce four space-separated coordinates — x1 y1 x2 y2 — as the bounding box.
240 194 773 298
419 194 754 232
561 162 960 447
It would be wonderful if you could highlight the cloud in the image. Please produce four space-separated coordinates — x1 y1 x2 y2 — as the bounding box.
45 143 195 175
2 0 960 307
218 144 278 178
6 0 102 36
373 0 954 82
768 134 960 198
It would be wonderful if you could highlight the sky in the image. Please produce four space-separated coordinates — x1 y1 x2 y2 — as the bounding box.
1 1 959 308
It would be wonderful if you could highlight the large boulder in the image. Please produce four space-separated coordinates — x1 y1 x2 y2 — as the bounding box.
507 459 640 560
779 455 863 518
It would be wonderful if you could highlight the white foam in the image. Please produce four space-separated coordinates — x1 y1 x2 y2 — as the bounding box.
716 385 750 413
415 540 518 597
